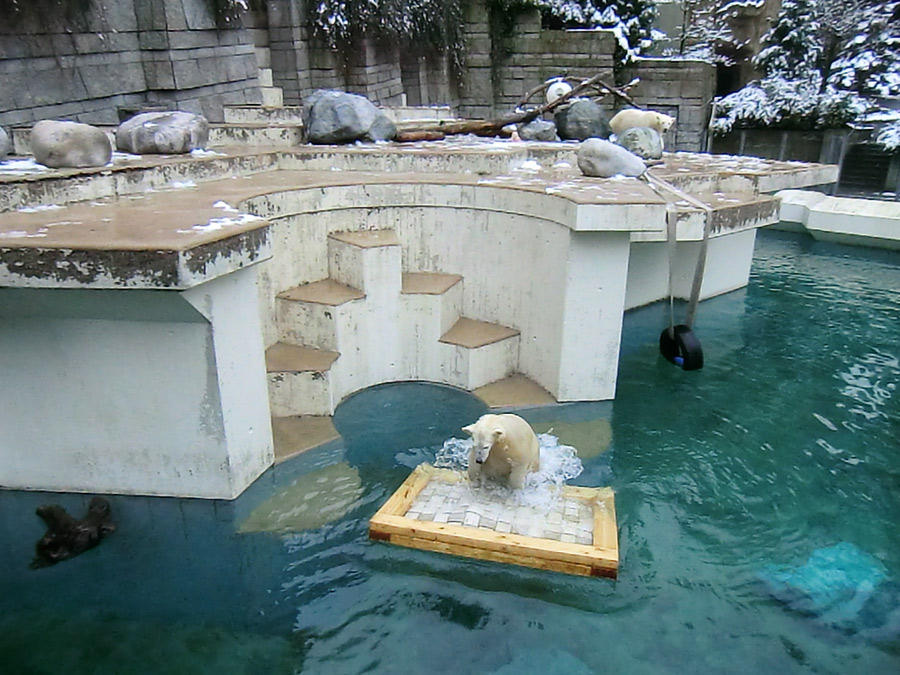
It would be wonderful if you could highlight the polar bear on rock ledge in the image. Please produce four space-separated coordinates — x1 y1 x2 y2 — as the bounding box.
609 108 676 137
463 413 540 490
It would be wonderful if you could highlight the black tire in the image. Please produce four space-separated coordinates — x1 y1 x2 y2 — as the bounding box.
659 325 704 371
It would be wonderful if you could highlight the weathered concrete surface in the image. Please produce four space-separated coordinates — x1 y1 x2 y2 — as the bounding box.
0 266 273 499
776 189 900 250
0 143 840 498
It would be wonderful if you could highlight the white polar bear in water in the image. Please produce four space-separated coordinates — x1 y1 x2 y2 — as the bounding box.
609 109 676 137
463 413 540 489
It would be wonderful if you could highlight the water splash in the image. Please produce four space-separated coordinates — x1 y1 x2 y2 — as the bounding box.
433 433 584 508
839 349 898 423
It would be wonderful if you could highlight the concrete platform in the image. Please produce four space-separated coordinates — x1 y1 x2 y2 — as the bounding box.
776 189 900 250
271 415 340 464
0 143 839 498
473 374 557 409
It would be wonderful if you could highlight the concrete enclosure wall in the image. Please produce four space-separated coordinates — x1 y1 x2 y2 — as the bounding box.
2 0 714 149
0 0 262 126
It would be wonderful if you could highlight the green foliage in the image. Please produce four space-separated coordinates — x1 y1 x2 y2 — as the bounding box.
310 0 466 82
485 0 542 86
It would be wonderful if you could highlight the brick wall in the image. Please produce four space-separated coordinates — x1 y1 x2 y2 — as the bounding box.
0 0 261 127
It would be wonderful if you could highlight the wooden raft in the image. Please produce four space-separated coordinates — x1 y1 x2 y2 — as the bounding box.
368 464 618 579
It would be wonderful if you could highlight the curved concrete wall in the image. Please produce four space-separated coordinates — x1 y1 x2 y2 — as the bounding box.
245 184 579 401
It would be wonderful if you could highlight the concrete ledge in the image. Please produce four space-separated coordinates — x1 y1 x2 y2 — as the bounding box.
440 317 519 349
265 342 339 373
776 189 900 250
402 272 462 295
278 279 364 305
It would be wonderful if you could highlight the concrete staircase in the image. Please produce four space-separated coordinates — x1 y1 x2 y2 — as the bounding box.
265 229 520 416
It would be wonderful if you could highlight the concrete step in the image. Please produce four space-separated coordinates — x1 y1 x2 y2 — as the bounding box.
223 104 304 124
276 278 365 351
382 105 455 123
266 342 340 416
208 123 303 148
223 104 303 125
261 87 284 108
439 317 521 390
400 272 463 380
328 229 401 295
271 415 340 464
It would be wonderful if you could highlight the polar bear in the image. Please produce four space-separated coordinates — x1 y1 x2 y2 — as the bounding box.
463 413 540 489
609 108 676 137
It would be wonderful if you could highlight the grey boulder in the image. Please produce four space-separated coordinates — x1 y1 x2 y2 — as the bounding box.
555 99 611 141
617 127 663 160
31 120 112 168
304 90 396 144
517 118 559 142
0 126 11 157
577 138 647 178
115 111 209 154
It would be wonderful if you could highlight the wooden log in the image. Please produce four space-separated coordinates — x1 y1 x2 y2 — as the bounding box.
399 72 624 139
395 130 446 143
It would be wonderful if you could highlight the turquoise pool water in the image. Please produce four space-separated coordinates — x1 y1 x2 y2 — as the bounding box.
1 231 898 674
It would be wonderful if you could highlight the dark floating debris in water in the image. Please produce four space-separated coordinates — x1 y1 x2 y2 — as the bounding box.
31 497 115 569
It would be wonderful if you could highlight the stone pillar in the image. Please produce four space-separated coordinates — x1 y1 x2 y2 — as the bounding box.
266 0 314 104
0 266 274 499
555 231 632 401
458 0 494 119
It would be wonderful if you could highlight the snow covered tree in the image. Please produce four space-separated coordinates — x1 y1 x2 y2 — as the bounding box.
826 0 900 99
311 0 465 76
711 0 896 134
753 0 821 79
676 0 740 63
537 0 659 72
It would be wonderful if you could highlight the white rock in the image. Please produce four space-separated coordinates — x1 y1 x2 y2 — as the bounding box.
116 111 209 154
577 137 647 178
31 120 112 168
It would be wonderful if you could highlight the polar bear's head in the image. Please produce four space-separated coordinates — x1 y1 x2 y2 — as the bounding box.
462 419 505 465
655 113 676 133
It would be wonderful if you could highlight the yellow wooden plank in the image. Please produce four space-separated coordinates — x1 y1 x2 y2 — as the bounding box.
388 533 595 577
374 464 433 517
561 485 602 501
592 491 619 561
369 465 619 579
371 514 612 566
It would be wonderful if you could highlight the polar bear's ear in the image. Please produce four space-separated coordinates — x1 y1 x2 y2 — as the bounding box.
492 427 505 441
462 424 475 436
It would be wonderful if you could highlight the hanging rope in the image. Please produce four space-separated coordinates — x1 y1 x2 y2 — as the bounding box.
642 171 714 370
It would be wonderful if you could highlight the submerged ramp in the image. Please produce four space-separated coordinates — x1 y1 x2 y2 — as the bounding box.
369 464 618 578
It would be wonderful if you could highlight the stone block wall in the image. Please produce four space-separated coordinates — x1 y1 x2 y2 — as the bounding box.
1 0 713 150
623 59 716 152
454 2 712 150
0 0 261 128
401 56 460 109
267 0 406 106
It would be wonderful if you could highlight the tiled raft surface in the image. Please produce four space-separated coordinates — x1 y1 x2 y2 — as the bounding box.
405 480 594 545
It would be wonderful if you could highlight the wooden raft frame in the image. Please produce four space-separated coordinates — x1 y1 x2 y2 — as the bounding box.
368 464 618 579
